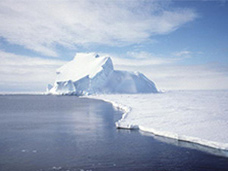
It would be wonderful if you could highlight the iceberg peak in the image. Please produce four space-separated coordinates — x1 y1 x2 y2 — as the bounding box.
56 53 113 82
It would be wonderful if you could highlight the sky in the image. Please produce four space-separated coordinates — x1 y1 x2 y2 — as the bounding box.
0 0 228 92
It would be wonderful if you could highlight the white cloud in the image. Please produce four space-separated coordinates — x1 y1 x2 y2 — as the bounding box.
108 51 186 67
0 50 66 92
174 50 192 57
126 51 156 59
112 57 170 66
0 0 197 56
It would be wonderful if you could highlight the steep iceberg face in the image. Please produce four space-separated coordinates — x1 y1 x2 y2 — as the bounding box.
47 52 158 95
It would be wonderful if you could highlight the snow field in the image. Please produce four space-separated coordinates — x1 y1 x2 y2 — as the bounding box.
90 91 228 150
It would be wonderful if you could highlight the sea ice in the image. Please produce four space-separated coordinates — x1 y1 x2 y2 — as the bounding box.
90 90 228 150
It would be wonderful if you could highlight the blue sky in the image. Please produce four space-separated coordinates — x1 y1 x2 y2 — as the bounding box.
0 0 228 92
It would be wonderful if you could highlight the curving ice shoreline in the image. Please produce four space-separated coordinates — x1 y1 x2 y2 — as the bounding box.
86 91 228 151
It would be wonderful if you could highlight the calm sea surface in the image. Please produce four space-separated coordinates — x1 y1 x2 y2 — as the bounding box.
0 95 228 171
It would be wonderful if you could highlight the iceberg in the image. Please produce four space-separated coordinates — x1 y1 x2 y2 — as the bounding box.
47 52 158 95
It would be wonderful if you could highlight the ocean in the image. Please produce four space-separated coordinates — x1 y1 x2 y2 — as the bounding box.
0 95 228 171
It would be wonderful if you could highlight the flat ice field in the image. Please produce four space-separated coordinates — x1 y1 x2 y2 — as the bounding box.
91 90 228 150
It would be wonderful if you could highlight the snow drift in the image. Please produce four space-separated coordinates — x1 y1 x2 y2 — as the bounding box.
47 53 158 95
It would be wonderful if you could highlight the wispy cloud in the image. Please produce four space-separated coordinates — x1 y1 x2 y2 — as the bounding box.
0 0 197 56
0 50 65 92
173 50 192 57
109 51 186 67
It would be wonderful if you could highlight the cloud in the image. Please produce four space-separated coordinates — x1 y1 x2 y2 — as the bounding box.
0 0 197 56
112 57 170 66
174 50 192 57
108 51 186 67
126 51 157 59
0 50 65 92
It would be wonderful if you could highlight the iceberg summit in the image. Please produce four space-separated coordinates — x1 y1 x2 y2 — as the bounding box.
47 52 158 95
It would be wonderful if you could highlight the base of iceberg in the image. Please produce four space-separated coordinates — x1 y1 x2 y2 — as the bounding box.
88 90 228 151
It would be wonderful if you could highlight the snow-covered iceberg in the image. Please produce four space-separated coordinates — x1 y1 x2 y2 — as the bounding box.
47 53 158 95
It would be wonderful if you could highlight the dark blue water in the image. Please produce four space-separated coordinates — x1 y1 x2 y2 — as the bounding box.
0 95 228 171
